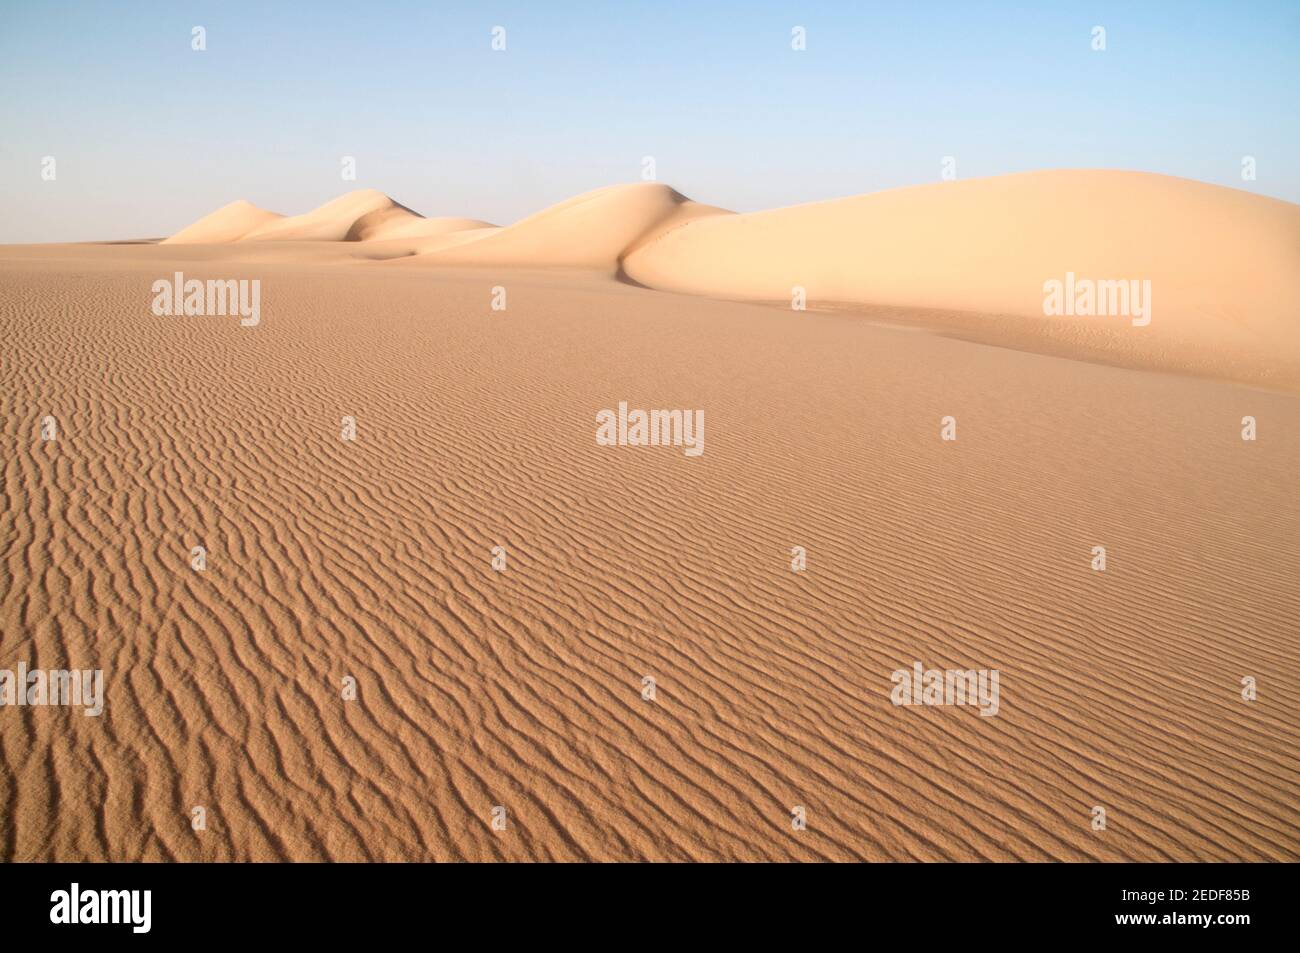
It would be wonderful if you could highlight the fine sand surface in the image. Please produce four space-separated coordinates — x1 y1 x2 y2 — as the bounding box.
1 173 1298 860
625 171 1300 392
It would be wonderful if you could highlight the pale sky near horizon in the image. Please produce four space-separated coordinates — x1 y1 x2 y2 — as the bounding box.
1 0 1297 242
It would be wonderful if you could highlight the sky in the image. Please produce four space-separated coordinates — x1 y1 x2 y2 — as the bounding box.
1 0 1297 242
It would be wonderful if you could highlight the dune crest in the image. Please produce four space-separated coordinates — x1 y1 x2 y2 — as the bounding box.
167 183 728 270
238 189 420 242
168 191 497 250
413 182 732 272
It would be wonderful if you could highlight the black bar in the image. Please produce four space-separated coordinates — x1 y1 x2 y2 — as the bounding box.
0 861 1285 941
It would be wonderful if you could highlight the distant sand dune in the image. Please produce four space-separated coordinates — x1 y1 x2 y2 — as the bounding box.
411 183 731 272
166 189 500 255
239 189 419 243
167 182 728 267
163 172 1300 390
163 199 284 244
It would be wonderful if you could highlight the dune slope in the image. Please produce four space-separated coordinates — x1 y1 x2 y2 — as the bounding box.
622 171 1300 389
370 216 497 241
163 199 284 244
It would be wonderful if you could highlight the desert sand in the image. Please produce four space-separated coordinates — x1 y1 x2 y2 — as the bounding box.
167 172 1300 392
1 171 1298 861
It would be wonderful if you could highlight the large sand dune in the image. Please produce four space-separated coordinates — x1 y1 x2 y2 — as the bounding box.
622 171 1300 391
624 170 1298 328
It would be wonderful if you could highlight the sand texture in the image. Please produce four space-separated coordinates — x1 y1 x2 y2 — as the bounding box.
1 172 1297 860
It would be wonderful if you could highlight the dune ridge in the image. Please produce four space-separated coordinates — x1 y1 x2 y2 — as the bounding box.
169 183 726 264
165 189 497 247
164 172 1300 390
240 190 419 243
406 183 732 272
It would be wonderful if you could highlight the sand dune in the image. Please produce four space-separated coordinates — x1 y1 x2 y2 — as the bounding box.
238 189 420 242
621 171 1300 391
411 183 731 272
166 190 499 255
164 172 1300 389
1 244 1297 861
625 171 1299 325
163 199 284 244
167 182 729 267
166 189 455 244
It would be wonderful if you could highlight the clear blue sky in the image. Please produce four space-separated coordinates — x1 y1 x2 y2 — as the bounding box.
1 0 1297 241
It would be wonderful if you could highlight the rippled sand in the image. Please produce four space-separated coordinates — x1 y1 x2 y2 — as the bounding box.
2 238 1296 861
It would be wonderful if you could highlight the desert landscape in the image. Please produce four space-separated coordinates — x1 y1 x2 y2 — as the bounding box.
1 170 1298 861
